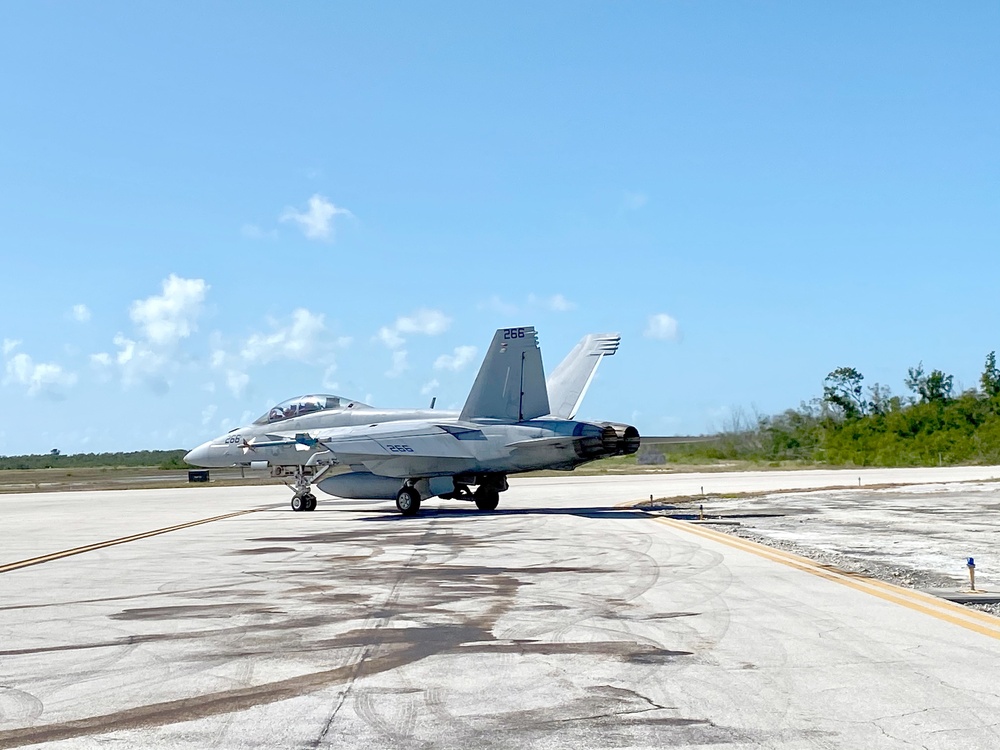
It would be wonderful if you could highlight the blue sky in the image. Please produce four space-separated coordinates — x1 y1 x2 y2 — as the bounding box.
1 2 997 454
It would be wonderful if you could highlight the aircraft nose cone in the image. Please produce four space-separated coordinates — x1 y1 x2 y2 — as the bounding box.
184 441 212 466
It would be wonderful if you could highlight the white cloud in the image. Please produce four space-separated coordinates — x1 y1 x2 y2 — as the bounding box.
241 224 277 240
201 404 218 426
376 309 452 353
90 352 112 367
644 313 680 341
130 275 209 346
241 308 327 364
548 294 575 312
434 345 478 372
206 309 349 395
71 304 91 322
477 295 520 315
110 333 171 391
2 339 20 356
280 194 352 241
477 294 576 315
4 352 77 397
421 379 440 396
396 309 451 336
622 191 648 211
226 370 249 398
376 326 405 350
386 350 408 378
322 365 339 391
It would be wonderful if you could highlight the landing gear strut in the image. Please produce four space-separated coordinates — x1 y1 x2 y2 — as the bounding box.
282 463 332 512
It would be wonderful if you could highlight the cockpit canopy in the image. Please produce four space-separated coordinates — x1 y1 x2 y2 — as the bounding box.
253 394 368 425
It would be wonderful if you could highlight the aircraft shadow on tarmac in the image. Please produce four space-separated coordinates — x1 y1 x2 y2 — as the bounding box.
340 505 655 522
257 501 710 522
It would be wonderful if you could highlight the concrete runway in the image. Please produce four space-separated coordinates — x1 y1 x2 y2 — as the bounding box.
2 467 1000 748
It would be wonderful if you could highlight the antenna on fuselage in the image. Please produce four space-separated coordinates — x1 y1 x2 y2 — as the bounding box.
429 397 436 409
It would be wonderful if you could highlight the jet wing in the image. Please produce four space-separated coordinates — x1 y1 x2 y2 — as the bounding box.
262 421 483 478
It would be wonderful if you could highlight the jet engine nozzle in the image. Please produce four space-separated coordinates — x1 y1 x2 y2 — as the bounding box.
600 423 641 456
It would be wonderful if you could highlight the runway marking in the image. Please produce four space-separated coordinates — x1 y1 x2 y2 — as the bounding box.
0 509 261 575
644 513 1000 641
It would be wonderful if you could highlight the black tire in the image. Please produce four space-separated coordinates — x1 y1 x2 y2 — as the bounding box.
474 486 500 511
304 494 317 511
396 487 421 516
291 495 305 512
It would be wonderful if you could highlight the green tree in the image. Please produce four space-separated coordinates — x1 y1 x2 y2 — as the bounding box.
981 351 1000 398
905 362 954 404
867 383 898 416
823 367 868 419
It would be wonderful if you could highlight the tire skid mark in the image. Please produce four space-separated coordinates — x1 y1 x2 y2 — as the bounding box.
0 641 429 749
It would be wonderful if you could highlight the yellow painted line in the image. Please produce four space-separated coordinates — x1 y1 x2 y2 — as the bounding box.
630 504 1000 640
0 509 261 574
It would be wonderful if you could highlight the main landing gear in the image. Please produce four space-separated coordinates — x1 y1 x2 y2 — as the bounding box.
394 474 508 517
473 485 499 511
396 486 421 516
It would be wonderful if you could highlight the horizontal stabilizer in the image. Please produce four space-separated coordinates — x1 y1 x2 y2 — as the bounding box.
460 327 550 422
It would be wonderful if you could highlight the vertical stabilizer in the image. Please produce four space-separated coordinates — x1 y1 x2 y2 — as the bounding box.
460 327 550 422
546 333 620 419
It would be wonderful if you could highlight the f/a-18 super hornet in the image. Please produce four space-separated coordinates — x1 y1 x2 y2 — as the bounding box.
185 327 638 515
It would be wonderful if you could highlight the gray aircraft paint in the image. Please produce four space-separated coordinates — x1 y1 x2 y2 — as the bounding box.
185 327 637 514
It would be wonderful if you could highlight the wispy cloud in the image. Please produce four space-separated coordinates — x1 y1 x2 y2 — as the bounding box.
241 224 277 240
434 345 478 371
644 313 680 341
421 379 440 396
226 370 249 398
478 295 520 316
241 309 329 364
386 350 408 378
71 304 91 323
395 309 451 336
2 339 20 356
478 294 576 315
3 350 77 398
376 309 452 350
209 308 351 396
621 190 649 211
280 194 352 241
547 294 575 312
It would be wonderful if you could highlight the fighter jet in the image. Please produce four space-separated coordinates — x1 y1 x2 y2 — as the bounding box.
185 327 638 515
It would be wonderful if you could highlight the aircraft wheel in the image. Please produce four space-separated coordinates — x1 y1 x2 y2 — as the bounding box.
291 495 305 512
304 493 317 511
474 486 500 511
396 487 421 516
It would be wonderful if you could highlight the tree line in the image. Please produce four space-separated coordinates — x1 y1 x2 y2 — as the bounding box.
664 352 1000 467
0 450 189 471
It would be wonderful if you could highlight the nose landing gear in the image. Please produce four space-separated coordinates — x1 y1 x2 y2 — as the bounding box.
291 493 317 512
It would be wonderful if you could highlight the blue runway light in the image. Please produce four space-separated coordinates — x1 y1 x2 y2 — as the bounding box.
968 558 975 567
